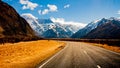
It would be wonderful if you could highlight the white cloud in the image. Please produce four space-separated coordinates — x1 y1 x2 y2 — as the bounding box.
47 4 58 12
20 0 28 4
38 10 42 15
118 10 120 14
41 4 58 15
64 4 70 8
22 5 28 9
20 0 38 10
50 17 86 27
42 9 49 15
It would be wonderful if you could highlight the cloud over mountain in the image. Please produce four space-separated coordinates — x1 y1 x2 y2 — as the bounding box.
21 13 84 38
50 17 86 27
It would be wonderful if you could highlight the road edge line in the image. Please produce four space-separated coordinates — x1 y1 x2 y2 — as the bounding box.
39 43 68 68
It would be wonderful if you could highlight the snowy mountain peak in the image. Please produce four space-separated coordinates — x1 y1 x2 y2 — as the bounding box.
22 13 83 38
92 19 100 23
37 19 53 24
72 17 120 38
50 17 86 28
21 13 38 20
108 17 120 21
108 17 116 20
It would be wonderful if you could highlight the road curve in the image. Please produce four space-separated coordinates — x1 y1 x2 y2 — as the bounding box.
38 41 120 68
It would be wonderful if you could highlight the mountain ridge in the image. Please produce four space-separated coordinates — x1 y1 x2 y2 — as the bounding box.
83 18 120 39
22 14 83 38
0 1 38 42
72 17 120 39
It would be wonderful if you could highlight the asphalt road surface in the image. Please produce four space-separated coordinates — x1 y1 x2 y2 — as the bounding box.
38 41 120 68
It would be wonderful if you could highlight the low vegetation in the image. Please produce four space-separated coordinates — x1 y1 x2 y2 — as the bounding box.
0 40 65 68
92 43 120 53
49 38 120 46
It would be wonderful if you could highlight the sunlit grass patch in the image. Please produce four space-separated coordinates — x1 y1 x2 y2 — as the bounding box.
93 43 120 53
0 40 65 68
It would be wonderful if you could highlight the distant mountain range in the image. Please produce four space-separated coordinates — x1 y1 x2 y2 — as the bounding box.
0 1 37 42
72 17 120 39
22 14 83 38
22 13 120 39
1 1 120 40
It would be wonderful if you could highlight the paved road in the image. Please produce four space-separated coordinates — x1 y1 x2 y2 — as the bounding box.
39 41 120 68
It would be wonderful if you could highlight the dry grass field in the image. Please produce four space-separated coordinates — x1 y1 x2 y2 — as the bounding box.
0 40 65 68
93 43 120 53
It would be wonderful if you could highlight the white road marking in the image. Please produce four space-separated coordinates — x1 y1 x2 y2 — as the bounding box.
39 44 68 68
83 50 87 54
97 65 101 68
39 54 55 68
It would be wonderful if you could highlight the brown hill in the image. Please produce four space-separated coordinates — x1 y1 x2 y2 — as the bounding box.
0 1 38 43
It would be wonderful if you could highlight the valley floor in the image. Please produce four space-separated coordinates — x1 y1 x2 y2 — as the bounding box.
0 40 65 68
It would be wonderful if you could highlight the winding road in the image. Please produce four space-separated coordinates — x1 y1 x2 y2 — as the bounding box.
38 41 120 68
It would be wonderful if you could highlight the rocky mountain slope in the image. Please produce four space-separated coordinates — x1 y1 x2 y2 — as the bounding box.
83 18 120 39
72 17 120 39
22 14 82 38
71 18 108 38
0 1 37 42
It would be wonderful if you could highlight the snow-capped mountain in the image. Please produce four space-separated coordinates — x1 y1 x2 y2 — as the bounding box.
21 13 83 38
21 13 44 36
83 17 120 39
71 17 118 38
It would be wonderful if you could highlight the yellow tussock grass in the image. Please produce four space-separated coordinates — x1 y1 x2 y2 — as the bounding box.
0 40 65 68
93 43 120 53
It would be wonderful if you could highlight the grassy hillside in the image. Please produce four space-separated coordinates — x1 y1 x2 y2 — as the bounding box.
0 40 65 68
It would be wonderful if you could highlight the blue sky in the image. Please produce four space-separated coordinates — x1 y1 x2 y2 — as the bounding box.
3 0 120 24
